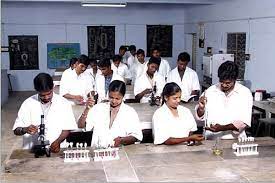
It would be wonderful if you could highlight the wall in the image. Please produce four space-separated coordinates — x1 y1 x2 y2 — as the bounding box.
184 0 275 92
1 2 185 91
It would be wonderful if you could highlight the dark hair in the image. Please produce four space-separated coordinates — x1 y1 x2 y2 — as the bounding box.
119 45 127 51
161 82 182 105
69 57 78 67
177 52 190 62
148 57 161 66
78 54 89 66
136 49 145 56
98 58 111 68
129 45 136 52
113 54 122 62
152 46 160 52
108 80 126 96
218 61 239 81
33 73 54 92
89 58 97 65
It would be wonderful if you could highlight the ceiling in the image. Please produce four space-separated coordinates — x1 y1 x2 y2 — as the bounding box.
2 0 230 5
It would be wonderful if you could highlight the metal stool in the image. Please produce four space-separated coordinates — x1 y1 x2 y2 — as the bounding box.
255 118 275 137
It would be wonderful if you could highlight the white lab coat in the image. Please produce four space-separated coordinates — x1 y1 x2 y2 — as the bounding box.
111 62 131 80
167 67 200 102
60 69 95 104
13 94 77 149
158 58 171 78
131 60 148 85
95 72 124 102
127 55 138 69
134 72 165 103
84 68 101 84
195 82 253 139
153 104 197 144
86 102 143 148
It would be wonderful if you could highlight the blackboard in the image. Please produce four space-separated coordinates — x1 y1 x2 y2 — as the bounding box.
147 25 173 57
87 26 115 60
8 35 39 70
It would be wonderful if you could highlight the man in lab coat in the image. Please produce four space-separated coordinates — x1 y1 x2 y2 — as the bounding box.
60 54 95 105
13 73 77 153
167 52 200 102
151 47 171 79
119 45 128 64
134 57 165 103
126 45 138 69
131 49 148 85
196 61 253 139
95 58 124 102
111 54 131 81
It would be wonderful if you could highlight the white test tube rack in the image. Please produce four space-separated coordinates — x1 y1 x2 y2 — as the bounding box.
232 137 259 156
63 142 90 163
93 147 119 162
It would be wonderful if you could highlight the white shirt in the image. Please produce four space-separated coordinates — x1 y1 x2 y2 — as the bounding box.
167 67 200 102
111 62 131 79
127 55 138 69
84 68 100 84
86 102 143 148
95 72 124 102
131 60 148 85
13 94 77 149
60 69 95 104
195 82 253 139
134 72 165 103
153 104 197 144
158 58 171 78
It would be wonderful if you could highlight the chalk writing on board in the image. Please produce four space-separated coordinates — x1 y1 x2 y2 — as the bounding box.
87 26 115 60
9 35 39 70
147 25 173 57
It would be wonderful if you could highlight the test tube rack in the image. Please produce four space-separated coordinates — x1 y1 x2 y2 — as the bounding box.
93 147 119 162
232 137 259 156
63 142 90 163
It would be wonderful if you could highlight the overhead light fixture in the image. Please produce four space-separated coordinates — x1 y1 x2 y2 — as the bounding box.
81 2 127 7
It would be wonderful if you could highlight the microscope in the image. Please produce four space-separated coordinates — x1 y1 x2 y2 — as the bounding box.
149 83 158 106
32 115 51 158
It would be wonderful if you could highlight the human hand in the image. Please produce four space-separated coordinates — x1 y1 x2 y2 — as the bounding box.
113 137 122 147
50 140 60 153
189 134 204 141
26 125 38 135
198 95 207 111
86 97 95 109
75 95 84 103
205 124 223 132
143 88 152 95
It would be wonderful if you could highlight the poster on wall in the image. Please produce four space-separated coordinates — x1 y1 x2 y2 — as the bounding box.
47 43 80 69
87 26 115 61
146 25 173 57
8 35 39 70
198 23 205 48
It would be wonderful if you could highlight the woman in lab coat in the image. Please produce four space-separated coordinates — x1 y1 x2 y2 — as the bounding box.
152 82 204 145
78 80 143 148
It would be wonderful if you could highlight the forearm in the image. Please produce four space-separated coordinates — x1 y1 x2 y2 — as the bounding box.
55 130 70 144
135 92 145 102
164 137 191 145
14 127 27 136
78 108 90 128
220 123 238 131
121 136 138 146
63 93 77 100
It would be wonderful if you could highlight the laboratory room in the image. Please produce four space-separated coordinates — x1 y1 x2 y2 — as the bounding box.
1 0 275 182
